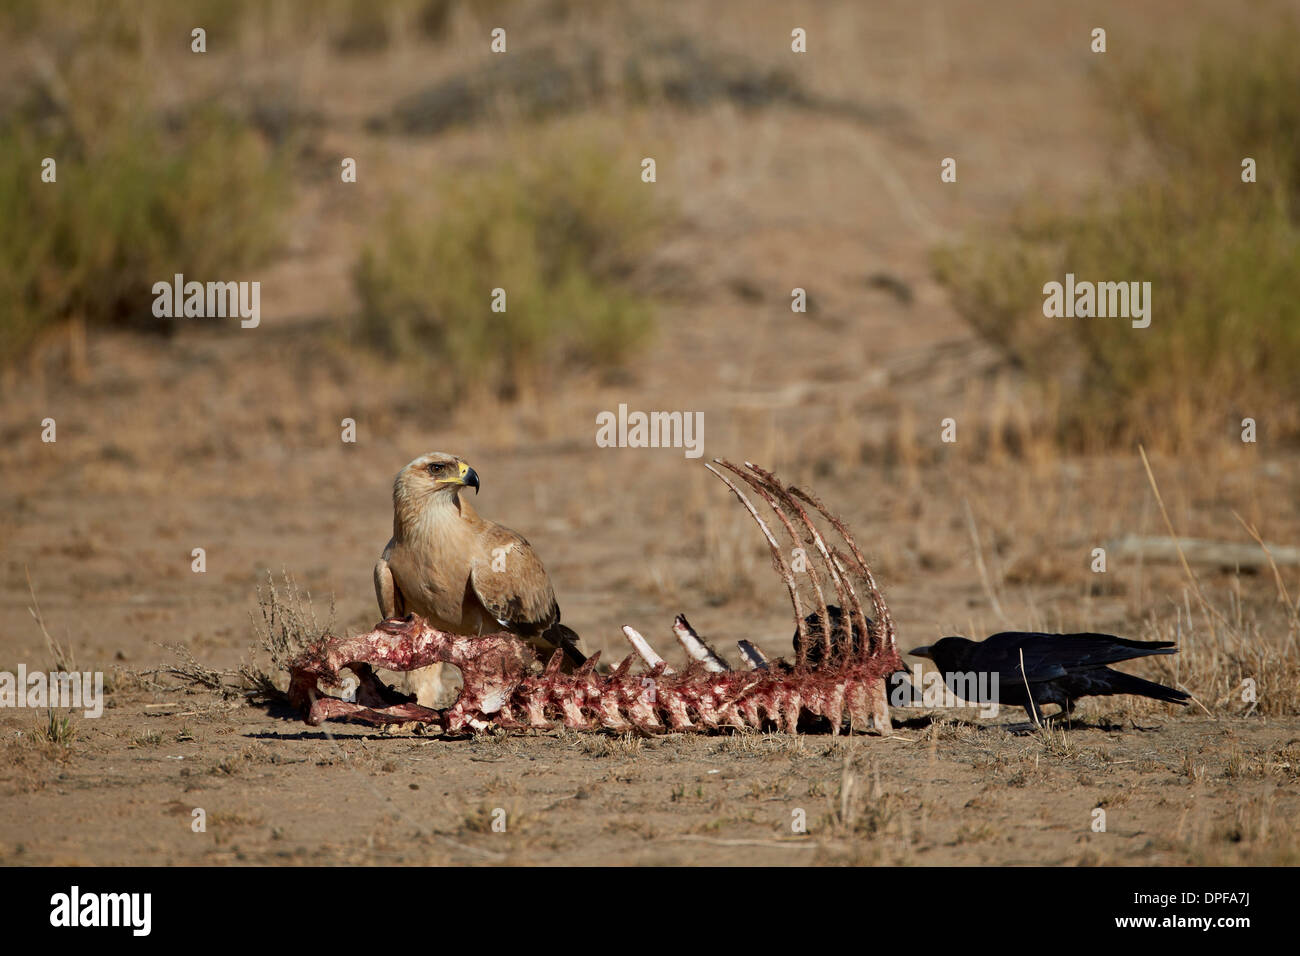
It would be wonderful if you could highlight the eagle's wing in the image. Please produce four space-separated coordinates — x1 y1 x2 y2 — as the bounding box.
469 524 585 666
374 540 406 620
468 525 559 636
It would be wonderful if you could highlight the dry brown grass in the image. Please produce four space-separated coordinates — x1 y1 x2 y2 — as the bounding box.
577 733 645 758
1130 448 1300 715
241 572 337 700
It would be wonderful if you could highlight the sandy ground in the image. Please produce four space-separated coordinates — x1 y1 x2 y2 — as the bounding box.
2 0 1298 865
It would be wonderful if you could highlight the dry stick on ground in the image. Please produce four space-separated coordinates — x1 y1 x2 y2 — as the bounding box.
1107 535 1300 570
838 750 858 830
664 836 817 849
1178 685 1215 718
1018 648 1042 730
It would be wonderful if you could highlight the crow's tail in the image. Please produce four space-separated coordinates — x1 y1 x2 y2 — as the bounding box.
1103 668 1189 704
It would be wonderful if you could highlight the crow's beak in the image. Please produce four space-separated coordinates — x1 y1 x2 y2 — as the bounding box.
909 645 934 660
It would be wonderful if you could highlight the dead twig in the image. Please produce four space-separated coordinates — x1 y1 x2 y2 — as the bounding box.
26 567 75 672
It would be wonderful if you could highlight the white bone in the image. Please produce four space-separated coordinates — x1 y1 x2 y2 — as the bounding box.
736 640 769 670
672 615 730 672
622 625 671 672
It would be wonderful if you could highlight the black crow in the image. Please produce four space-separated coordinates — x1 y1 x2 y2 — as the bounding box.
792 605 871 666
908 632 1189 723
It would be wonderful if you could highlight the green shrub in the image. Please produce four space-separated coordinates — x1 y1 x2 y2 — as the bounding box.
0 109 289 363
934 22 1300 448
354 141 664 395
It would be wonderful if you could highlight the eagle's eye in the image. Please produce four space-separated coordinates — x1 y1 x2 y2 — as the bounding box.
427 462 441 476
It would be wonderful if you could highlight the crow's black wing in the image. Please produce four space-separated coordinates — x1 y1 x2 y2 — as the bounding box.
978 632 1176 683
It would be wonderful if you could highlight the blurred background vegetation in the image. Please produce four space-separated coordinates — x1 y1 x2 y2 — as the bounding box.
354 136 664 398
0 0 664 392
0 108 289 361
934 20 1300 450
1 1 1296 450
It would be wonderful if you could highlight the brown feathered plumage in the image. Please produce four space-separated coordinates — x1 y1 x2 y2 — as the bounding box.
374 452 584 706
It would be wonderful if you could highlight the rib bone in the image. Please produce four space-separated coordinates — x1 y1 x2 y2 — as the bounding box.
736 640 769 670
622 625 670 671
673 614 730 672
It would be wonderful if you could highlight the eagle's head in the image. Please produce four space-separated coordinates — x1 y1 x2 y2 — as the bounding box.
394 452 480 512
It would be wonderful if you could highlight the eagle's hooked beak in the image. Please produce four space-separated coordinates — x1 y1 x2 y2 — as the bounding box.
435 460 480 493
909 645 934 660
459 461 481 494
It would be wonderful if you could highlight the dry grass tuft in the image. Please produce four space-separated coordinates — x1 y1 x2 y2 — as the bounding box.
577 733 645 758
35 710 75 751
240 571 337 702
134 571 334 704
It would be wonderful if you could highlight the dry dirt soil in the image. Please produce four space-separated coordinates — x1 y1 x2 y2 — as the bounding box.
2 0 1298 865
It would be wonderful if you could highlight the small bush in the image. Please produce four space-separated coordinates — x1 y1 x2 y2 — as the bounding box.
0 40 290 365
354 139 664 396
934 22 1300 449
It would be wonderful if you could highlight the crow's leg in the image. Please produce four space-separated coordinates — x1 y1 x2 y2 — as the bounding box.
1047 698 1077 726
1004 694 1048 734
